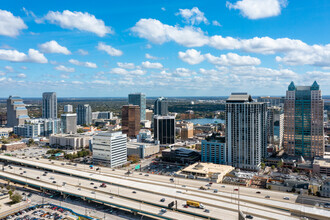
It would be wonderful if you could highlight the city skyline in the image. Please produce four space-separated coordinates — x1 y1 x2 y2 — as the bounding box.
0 1 329 97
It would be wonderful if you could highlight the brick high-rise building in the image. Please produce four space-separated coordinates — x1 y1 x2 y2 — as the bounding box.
284 81 324 158
121 105 140 137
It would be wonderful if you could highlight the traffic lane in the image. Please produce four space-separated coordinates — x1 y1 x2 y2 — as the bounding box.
4 165 296 220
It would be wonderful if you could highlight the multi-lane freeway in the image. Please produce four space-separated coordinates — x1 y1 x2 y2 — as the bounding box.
0 155 329 220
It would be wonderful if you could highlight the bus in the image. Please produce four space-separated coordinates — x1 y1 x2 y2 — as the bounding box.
186 200 204 209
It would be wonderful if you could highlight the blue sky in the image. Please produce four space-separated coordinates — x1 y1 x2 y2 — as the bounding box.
0 0 329 97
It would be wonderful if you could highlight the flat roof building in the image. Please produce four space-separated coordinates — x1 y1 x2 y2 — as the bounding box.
178 162 234 183
127 142 159 159
92 132 127 168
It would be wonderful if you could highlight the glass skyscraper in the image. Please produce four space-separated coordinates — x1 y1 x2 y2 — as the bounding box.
154 97 168 116
128 93 146 121
42 92 57 119
284 81 324 158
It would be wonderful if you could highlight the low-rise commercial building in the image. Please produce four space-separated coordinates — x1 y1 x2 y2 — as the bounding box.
0 128 12 139
49 133 92 149
162 147 200 164
320 179 330 197
92 132 127 167
178 162 234 183
313 158 330 176
1 142 27 151
127 142 159 159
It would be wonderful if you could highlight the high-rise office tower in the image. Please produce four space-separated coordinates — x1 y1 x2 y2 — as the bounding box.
77 104 92 125
92 132 127 167
121 105 140 137
225 93 268 170
6 96 30 127
154 115 175 145
154 97 168 116
64 104 73 113
128 93 146 121
61 113 77 134
42 92 57 119
284 81 324 158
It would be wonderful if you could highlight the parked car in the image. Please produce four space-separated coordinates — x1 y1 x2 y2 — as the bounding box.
265 195 270 199
160 198 165 202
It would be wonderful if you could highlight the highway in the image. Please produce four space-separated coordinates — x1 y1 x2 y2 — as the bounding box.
1 155 329 220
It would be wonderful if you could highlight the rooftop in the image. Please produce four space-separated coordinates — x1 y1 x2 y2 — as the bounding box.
182 162 234 175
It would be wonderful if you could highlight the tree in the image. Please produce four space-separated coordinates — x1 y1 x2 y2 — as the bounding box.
77 128 84 133
271 165 275 170
8 190 13 198
27 139 34 146
261 162 266 170
127 154 140 164
10 193 22 204
277 160 283 168
268 185 271 190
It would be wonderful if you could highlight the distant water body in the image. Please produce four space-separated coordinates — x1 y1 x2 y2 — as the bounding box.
183 118 225 125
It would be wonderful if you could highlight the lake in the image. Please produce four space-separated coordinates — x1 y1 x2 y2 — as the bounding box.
183 118 225 125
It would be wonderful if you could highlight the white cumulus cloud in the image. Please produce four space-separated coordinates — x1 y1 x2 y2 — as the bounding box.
43 10 113 37
0 48 48 63
110 67 145 75
178 49 205 65
205 52 261 66
226 0 287 19
55 65 75 72
142 61 163 69
97 42 123 56
176 7 208 25
117 62 135 69
131 18 209 47
17 73 26 78
69 59 97 68
39 40 71 55
78 49 88 55
0 9 27 37
212 20 221 27
145 53 162 60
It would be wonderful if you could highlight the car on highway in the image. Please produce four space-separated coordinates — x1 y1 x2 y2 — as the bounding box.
19 168 22 170
90 182 94 185
160 198 165 202
283 197 290 200
100 183 106 188
36 176 40 179
182 185 186 187
50 177 54 180
204 209 210 213
160 208 166 213
183 205 188 208
234 188 239 191
265 195 270 198
221 185 225 188
145 174 149 176
256 191 261 194
52 181 56 183
139 173 142 175
246 214 253 219
78 188 81 190
170 178 174 182
91 191 95 194
213 189 218 193
94 186 98 189
132 191 136 193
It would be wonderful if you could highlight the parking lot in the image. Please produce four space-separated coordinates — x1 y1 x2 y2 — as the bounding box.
6 148 49 158
142 161 183 176
1 204 84 220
